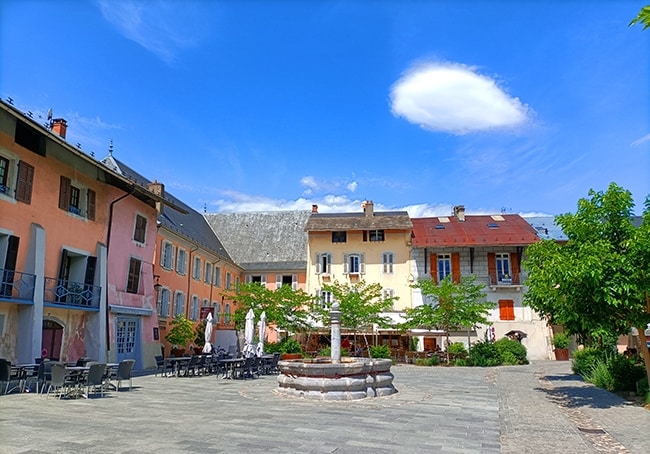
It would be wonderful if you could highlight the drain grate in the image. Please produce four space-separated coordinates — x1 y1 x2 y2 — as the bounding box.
578 427 606 435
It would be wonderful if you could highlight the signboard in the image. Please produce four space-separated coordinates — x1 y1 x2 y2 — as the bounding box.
200 306 215 320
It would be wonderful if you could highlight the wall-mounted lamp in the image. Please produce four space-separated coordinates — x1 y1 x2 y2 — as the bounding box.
153 275 162 292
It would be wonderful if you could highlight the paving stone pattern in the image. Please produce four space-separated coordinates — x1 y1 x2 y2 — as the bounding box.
0 361 647 453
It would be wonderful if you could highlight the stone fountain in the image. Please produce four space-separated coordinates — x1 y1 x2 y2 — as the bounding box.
276 302 397 400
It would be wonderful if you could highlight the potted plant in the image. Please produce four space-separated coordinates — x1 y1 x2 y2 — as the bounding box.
279 337 303 360
165 315 194 357
193 320 207 355
552 332 570 361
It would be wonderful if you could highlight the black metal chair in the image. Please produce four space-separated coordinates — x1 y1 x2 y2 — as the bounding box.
82 362 107 398
115 360 135 391
154 355 167 377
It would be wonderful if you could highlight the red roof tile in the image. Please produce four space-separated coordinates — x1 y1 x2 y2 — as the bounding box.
411 214 539 247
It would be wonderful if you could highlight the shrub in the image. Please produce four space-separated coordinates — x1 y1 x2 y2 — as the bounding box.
551 332 570 349
414 356 439 366
317 346 350 357
453 358 467 367
369 344 392 359
448 342 468 359
266 337 303 355
606 353 645 392
584 358 615 391
572 347 607 376
470 340 501 367
494 338 528 365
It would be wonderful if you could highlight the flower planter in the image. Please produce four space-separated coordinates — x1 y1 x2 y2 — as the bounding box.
281 353 303 360
554 348 569 361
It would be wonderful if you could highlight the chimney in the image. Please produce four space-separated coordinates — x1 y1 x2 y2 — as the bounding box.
362 200 374 217
453 205 466 222
312 204 318 213
51 118 67 139
147 180 165 214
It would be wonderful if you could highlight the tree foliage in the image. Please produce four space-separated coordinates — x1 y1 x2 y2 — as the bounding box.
523 183 650 384
403 275 495 362
311 280 395 331
228 282 315 336
630 5 650 30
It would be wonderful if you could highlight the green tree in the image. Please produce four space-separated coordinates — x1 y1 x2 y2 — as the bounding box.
403 275 495 363
630 5 650 30
311 280 396 355
523 183 650 385
228 282 315 339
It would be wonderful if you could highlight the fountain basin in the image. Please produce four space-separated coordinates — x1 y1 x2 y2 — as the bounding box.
276 357 397 400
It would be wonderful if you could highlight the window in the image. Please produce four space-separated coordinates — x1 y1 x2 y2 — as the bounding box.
58 176 95 220
499 299 515 321
174 291 185 317
190 296 199 321
126 258 141 294
246 275 266 285
204 262 212 284
332 231 347 243
192 256 202 280
226 272 232 290
214 266 222 287
133 215 147 243
161 241 174 270
235 276 240 288
158 288 171 317
438 254 452 282
320 290 333 309
382 288 396 307
276 274 297 290
0 156 9 194
363 230 384 242
316 253 332 275
344 254 365 275
496 253 510 281
15 119 45 155
176 249 187 275
15 161 34 204
382 252 394 274
224 304 231 324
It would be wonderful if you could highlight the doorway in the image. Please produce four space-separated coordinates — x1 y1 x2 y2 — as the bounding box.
42 319 63 360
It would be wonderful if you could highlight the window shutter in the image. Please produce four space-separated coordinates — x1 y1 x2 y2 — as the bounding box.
487 253 497 285
15 161 34 204
429 254 438 283
4 236 19 271
510 252 520 284
84 256 97 286
343 254 349 274
451 253 461 283
59 176 71 210
326 253 332 274
315 254 321 274
246 276 251 283
292 275 297 290
499 299 515 321
87 189 96 221
276 275 281 289
360 254 366 274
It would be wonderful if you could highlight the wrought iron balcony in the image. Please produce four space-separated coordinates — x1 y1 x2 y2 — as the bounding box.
0 268 36 303
44 277 100 310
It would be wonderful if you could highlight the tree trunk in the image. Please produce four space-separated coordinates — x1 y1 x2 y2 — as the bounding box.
636 326 650 387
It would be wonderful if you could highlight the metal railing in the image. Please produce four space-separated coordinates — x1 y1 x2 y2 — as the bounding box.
43 277 100 310
0 268 36 302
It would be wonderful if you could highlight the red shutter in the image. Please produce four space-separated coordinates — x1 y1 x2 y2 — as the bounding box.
87 189 96 221
499 299 515 321
429 253 438 283
451 253 461 283
15 161 34 204
510 252 520 284
487 253 496 285
59 176 71 210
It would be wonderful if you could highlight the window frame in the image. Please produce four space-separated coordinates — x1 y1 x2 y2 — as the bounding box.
204 262 213 284
369 230 385 242
214 266 222 287
126 257 142 294
158 287 171 317
161 241 175 270
176 248 187 275
133 214 147 244
192 256 202 281
332 231 347 243
382 252 394 274
190 295 200 321
174 291 185 317
496 253 511 281
437 253 452 282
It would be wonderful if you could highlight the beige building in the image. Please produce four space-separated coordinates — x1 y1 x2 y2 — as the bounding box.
304 201 414 338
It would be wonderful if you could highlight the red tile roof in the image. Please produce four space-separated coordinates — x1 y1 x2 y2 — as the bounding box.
411 214 539 247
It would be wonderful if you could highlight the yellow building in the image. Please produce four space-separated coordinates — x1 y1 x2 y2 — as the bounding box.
304 201 413 346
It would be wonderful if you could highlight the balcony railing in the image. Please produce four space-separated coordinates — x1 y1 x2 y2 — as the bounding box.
485 272 526 287
44 277 100 310
0 268 36 302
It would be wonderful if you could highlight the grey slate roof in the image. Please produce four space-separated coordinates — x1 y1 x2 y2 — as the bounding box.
204 211 311 272
524 216 568 242
101 154 233 262
304 211 413 231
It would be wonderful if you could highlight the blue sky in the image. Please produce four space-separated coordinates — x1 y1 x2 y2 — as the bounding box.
2 1 649 216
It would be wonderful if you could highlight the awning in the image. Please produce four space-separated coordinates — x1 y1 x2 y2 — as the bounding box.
109 305 154 316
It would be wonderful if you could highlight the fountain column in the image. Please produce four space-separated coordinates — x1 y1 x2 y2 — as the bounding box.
330 302 341 364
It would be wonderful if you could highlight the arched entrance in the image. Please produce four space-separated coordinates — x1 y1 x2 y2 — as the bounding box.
42 319 63 360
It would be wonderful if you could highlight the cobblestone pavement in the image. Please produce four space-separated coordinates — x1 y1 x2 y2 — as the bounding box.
0 361 647 453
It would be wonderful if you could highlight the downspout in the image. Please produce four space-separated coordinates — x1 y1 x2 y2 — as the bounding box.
105 186 137 355
187 246 198 319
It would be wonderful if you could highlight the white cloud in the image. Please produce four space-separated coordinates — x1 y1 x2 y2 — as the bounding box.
631 133 650 147
97 0 208 64
390 62 531 135
299 176 359 195
346 181 358 192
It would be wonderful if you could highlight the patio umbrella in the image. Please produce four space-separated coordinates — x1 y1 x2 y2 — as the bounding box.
243 308 256 358
256 311 266 357
202 312 213 354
